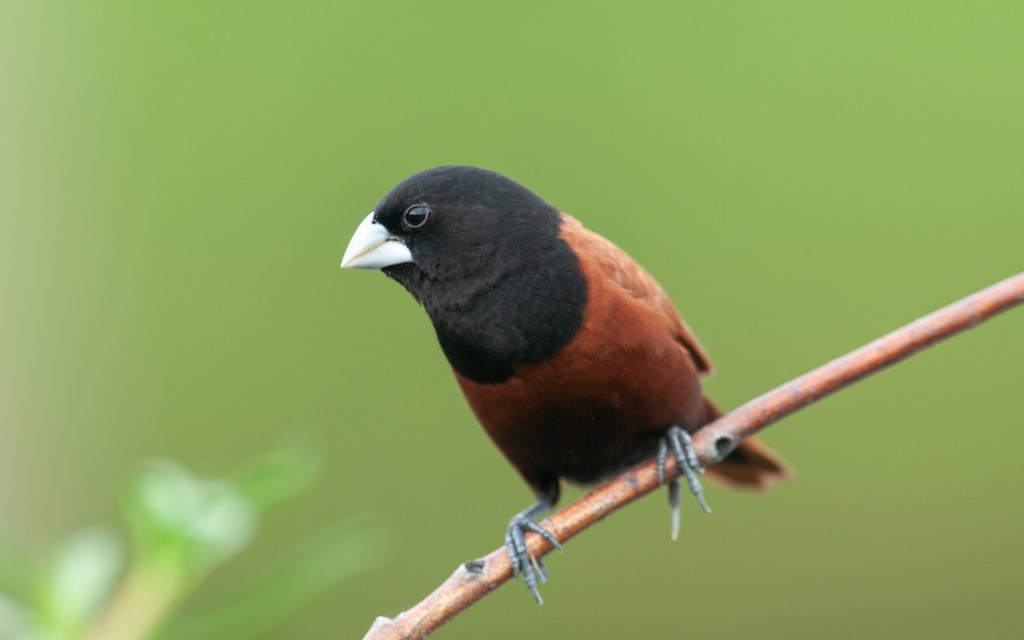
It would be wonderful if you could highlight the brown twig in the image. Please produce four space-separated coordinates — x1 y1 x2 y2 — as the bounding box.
364 272 1024 640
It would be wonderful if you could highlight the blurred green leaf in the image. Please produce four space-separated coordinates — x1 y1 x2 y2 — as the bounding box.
0 534 38 605
0 591 34 640
125 461 257 582
34 527 123 637
227 442 321 514
155 518 390 640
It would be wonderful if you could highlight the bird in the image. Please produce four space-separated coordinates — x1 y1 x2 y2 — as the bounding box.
341 165 790 603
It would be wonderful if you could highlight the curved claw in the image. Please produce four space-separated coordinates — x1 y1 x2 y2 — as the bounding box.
519 518 563 552
668 478 682 541
504 501 559 604
660 426 712 539
657 438 669 485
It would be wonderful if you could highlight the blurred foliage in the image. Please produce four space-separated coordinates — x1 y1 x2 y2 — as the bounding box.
1 1 1023 639
0 447 387 640
35 528 124 639
156 519 387 640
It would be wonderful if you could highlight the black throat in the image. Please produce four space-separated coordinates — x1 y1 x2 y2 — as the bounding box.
385 222 588 384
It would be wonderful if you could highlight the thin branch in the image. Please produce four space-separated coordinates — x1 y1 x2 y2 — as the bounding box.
364 272 1024 640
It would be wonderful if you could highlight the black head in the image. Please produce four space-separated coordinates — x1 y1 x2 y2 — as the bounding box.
372 166 561 284
342 166 588 383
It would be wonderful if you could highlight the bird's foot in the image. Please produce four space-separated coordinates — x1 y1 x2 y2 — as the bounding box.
657 426 711 540
504 501 562 604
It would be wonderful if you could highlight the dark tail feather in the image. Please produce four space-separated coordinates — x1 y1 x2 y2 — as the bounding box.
700 397 792 490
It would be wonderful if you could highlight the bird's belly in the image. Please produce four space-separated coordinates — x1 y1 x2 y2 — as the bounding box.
455 336 706 486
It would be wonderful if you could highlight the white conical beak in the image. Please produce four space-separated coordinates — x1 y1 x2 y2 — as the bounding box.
341 212 413 270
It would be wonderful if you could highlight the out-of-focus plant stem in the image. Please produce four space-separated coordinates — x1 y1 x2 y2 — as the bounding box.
81 565 181 640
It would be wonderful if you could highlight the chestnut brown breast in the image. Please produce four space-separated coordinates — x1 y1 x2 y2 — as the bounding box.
455 213 711 503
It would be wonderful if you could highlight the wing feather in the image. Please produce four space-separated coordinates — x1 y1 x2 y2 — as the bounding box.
559 214 714 376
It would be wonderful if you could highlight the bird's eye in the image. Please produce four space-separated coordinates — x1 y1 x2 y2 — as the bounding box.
403 204 430 229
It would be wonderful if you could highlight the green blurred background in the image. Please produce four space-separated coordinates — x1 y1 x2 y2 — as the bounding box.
2 0 1022 638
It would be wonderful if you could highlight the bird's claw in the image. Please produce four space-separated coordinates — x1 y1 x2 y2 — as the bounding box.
504 504 561 604
657 426 711 540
